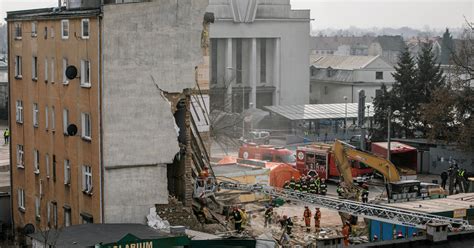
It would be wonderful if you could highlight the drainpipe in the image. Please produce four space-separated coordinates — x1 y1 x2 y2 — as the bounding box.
7 18 15 237
98 13 104 223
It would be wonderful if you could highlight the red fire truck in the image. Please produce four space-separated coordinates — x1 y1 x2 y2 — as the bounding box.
295 143 373 183
238 144 296 166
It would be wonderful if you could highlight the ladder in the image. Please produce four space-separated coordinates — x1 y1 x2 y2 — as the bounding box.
218 181 470 230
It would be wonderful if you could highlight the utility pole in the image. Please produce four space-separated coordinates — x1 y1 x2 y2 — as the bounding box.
387 106 391 162
358 90 366 150
344 96 348 141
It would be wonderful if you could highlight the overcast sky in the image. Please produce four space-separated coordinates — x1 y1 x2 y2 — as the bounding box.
1 0 473 29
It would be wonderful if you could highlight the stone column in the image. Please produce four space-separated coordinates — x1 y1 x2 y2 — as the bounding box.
225 38 233 112
273 38 281 106
250 38 257 109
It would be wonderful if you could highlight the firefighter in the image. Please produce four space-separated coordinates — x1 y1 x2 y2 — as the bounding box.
303 206 312 232
315 176 321 194
309 178 317 194
295 178 302 192
457 168 467 193
264 207 273 228
440 171 448 190
319 178 327 195
279 215 294 235
301 178 309 193
289 177 296 190
283 181 290 190
362 187 369 203
314 207 321 232
230 207 243 232
336 184 344 197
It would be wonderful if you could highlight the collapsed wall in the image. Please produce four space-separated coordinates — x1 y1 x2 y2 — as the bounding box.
101 0 209 223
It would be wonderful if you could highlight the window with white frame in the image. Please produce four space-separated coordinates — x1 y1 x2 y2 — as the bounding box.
64 207 71 227
82 165 92 193
82 19 89 39
39 179 43 197
63 108 69 135
62 58 68 84
16 100 23 123
16 144 24 168
47 201 51 225
14 22 22 39
51 27 55 38
51 58 55 83
45 106 49 130
51 106 56 131
32 56 38 80
61 20 69 39
35 196 40 219
80 60 91 87
46 154 50 178
44 58 48 82
64 159 71 185
81 113 91 140
52 202 58 227
33 103 39 127
34 149 39 174
31 22 37 37
18 188 25 210
15 56 22 78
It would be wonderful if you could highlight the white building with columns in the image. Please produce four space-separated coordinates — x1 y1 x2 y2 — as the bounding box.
207 0 311 112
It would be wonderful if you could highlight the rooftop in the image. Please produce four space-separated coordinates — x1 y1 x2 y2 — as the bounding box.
310 36 375 51
264 102 374 121
6 7 100 21
381 193 474 214
311 55 380 70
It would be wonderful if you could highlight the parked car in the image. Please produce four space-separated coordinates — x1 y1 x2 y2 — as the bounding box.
247 131 271 145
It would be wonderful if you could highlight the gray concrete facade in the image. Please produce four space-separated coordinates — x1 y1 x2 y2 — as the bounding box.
207 0 310 109
101 0 208 223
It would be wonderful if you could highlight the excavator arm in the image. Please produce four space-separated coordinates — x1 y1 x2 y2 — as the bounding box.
333 139 401 183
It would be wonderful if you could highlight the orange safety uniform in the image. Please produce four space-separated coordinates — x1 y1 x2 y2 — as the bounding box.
303 208 312 230
314 209 321 229
342 224 350 247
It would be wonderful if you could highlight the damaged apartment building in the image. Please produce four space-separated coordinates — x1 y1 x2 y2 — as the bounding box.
7 0 211 232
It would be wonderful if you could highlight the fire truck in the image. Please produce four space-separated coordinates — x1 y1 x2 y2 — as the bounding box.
295 143 373 183
238 144 296 165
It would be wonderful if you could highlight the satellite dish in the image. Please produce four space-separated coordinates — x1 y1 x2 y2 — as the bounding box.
23 223 35 235
67 124 78 136
65 65 78 80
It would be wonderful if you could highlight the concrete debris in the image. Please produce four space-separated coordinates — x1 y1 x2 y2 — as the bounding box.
147 207 171 230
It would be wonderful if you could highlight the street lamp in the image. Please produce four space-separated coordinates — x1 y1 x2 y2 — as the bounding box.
343 96 348 141
387 108 400 162
226 67 246 138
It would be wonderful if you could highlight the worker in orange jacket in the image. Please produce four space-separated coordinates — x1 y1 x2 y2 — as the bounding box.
314 207 321 232
342 222 351 247
303 206 312 232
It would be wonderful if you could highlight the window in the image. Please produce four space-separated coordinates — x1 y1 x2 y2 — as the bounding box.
82 165 92 193
64 159 70 185
44 26 48 39
52 202 58 228
32 56 38 80
63 108 69 135
81 213 93 224
47 202 51 226
81 60 91 87
15 23 22 39
260 39 266 83
51 27 55 38
324 86 328 95
45 106 49 130
31 22 37 37
64 206 71 227
16 144 24 168
81 19 89 39
376 71 384 80
211 39 218 85
52 155 57 181
35 196 40 219
51 58 55 83
33 103 39 127
44 58 48 82
51 106 56 131
46 154 50 178
236 39 242 84
18 188 25 211
61 20 69 39
16 100 23 123
34 149 40 174
15 56 22 78
81 113 91 140
39 179 43 196
63 58 68 84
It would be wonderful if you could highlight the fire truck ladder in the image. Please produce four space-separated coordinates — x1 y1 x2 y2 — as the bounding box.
218 181 470 230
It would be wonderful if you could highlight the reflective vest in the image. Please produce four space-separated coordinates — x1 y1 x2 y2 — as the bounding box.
3 130 9 137
458 169 465 177
265 209 273 218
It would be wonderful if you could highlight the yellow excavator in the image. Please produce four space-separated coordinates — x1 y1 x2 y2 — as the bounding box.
332 139 422 202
